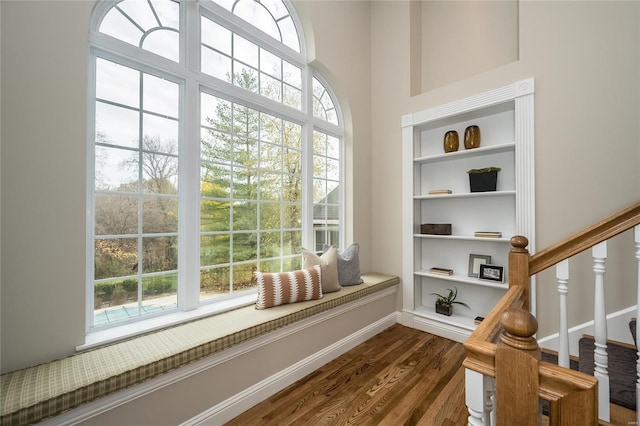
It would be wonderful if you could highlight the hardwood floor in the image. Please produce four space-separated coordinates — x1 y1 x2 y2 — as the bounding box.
226 324 468 425
227 323 637 425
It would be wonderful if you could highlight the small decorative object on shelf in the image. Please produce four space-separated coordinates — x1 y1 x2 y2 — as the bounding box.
474 316 485 325
467 167 501 192
428 189 452 195
468 254 491 278
431 287 470 316
443 130 459 153
474 231 502 238
430 267 453 276
420 223 452 235
464 125 481 149
479 264 504 282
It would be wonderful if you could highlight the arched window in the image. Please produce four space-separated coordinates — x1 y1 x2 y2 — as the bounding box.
88 0 343 332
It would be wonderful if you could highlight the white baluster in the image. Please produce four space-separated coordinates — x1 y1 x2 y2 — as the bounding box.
485 377 496 426
634 225 640 426
556 259 570 368
466 369 491 425
592 241 610 422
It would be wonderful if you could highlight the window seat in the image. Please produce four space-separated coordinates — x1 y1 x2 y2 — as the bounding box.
0 273 399 426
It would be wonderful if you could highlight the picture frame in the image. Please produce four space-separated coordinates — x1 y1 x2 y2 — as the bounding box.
468 254 491 278
479 264 504 282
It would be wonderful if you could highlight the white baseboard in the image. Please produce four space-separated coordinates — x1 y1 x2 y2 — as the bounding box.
182 312 400 426
411 315 472 344
538 305 637 357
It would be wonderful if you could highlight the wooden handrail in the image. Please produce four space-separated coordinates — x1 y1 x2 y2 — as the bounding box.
529 200 640 276
461 199 640 424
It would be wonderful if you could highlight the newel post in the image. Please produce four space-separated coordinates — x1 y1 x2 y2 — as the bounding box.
509 236 531 311
495 308 541 425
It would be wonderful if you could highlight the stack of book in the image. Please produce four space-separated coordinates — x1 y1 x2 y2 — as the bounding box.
474 231 502 238
429 267 453 276
428 189 452 195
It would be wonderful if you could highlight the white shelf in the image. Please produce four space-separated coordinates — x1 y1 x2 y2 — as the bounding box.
415 270 508 289
413 234 511 243
413 305 477 331
401 78 535 337
414 190 515 200
414 142 515 165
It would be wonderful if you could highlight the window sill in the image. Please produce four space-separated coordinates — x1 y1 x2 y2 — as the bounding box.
79 293 258 351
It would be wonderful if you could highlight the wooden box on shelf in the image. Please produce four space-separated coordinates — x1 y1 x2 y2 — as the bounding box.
421 223 452 235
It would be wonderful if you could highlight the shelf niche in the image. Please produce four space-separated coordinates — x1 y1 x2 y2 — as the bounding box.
401 78 535 343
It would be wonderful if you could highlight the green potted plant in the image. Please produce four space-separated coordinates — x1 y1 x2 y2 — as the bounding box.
467 167 501 192
431 287 470 316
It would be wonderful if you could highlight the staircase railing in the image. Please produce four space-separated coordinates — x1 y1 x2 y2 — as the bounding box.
463 200 640 425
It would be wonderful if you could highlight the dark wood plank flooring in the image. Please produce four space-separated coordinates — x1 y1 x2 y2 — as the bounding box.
226 324 468 425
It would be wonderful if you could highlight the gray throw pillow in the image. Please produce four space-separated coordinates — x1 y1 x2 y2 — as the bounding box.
325 243 363 286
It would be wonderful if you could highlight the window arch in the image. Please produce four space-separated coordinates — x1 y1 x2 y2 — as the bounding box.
88 0 344 332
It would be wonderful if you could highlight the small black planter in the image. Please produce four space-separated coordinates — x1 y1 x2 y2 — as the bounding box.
435 303 453 316
469 171 498 192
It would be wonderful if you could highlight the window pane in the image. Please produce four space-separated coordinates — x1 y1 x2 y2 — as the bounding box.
260 231 281 257
283 61 301 88
259 171 281 200
143 114 179 154
232 233 257 262
200 267 230 299
95 238 138 280
202 47 232 82
96 59 140 108
232 262 257 291
201 234 230 266
150 0 179 29
201 163 231 198
118 0 159 31
100 8 143 46
142 196 178 233
96 102 139 149
143 74 179 118
260 49 281 78
201 199 230 232
143 30 179 62
142 236 177 273
260 203 281 230
95 194 138 235
232 137 259 168
142 273 178 310
233 61 258 93
234 0 279 40
202 17 232 55
233 34 259 69
232 201 257 229
141 152 178 194
95 146 139 192
260 73 282 103
283 85 301 110
93 278 139 326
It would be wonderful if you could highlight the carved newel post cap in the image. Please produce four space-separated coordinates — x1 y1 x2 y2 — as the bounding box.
510 235 529 252
500 308 539 351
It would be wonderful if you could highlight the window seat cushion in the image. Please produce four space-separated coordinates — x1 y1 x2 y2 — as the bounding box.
0 273 398 426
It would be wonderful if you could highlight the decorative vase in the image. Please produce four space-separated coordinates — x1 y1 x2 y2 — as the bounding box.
443 130 459 153
464 125 481 149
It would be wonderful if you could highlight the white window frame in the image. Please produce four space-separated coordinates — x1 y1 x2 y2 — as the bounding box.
84 0 344 347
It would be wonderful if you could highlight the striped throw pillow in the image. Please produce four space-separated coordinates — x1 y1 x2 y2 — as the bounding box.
255 265 323 309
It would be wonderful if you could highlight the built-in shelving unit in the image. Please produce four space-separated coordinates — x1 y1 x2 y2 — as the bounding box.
401 79 535 343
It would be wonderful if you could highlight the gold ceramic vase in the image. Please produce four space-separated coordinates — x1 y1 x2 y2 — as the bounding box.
464 125 481 149
443 130 459 153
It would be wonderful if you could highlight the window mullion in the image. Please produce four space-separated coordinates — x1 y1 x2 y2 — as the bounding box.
180 2 201 311
301 65 314 249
